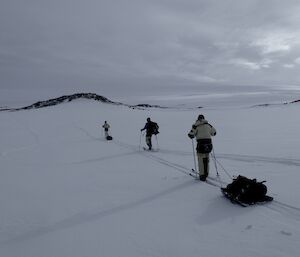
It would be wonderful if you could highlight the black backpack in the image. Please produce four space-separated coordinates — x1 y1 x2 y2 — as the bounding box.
222 175 272 205
196 138 212 153
150 122 159 135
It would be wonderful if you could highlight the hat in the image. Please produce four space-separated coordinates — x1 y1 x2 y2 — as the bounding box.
198 114 205 120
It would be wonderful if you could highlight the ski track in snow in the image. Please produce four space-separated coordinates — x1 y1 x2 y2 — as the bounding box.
74 124 300 168
112 139 300 218
0 180 195 246
70 151 139 165
1 110 300 255
0 116 40 157
1 145 37 157
0 139 224 246
158 149 300 167
72 125 300 216
218 153 300 167
264 201 300 222
73 124 99 141
2 124 299 246
11 115 40 145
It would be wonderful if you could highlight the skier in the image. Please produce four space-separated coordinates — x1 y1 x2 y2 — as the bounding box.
102 121 111 139
140 117 159 150
188 114 216 181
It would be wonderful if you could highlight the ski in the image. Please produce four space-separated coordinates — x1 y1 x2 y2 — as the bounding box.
221 189 248 207
143 147 158 152
205 178 220 187
191 168 224 185
189 172 219 187
261 195 274 202
189 172 198 179
230 198 248 207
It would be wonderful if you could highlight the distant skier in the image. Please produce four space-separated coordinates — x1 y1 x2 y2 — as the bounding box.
102 121 112 140
188 114 216 181
141 117 159 150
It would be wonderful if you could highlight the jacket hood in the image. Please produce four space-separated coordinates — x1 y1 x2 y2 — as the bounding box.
194 119 208 126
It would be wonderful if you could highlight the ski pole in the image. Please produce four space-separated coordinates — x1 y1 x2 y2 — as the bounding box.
211 145 233 181
139 131 142 151
215 156 233 180
191 139 197 172
155 135 159 150
211 148 219 177
210 146 224 187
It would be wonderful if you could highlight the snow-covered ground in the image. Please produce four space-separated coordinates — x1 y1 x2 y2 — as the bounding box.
1 92 300 257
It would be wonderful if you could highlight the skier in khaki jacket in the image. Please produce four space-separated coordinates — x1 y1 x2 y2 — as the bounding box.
188 114 216 181
102 121 110 138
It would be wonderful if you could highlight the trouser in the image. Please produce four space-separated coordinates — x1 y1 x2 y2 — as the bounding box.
104 130 109 137
146 135 152 149
197 152 209 177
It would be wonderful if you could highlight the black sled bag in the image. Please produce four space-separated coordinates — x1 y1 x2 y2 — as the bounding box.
222 175 273 205
106 136 113 140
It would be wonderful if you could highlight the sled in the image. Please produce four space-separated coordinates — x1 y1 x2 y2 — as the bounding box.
106 136 113 140
222 188 273 207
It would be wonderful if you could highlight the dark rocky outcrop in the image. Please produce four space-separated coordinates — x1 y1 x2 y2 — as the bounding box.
18 93 119 110
0 93 169 111
134 103 167 109
290 99 300 104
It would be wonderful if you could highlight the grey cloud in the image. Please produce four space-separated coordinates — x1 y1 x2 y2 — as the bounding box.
1 0 300 93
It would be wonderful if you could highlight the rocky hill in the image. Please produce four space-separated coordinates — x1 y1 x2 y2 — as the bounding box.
0 93 169 111
1 92 298 111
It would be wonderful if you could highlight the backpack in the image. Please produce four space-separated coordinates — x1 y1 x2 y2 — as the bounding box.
149 122 159 135
222 175 272 205
196 138 212 153
153 122 159 135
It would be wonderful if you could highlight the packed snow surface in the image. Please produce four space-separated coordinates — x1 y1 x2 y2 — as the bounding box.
1 93 300 257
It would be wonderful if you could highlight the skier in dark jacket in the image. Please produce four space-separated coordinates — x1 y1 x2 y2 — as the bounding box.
141 117 159 150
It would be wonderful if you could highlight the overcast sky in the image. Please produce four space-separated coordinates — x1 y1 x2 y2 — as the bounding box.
1 0 300 95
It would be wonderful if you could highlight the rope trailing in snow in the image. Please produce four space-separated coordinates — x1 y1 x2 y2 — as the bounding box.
211 149 233 180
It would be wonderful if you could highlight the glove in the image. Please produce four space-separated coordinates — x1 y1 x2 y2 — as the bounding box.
140 129 143 132
188 134 194 139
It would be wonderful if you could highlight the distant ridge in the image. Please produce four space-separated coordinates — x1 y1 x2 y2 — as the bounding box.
0 93 170 111
1 92 298 111
252 99 300 108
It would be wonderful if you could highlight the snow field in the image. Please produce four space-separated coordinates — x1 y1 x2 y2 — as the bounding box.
0 100 300 257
